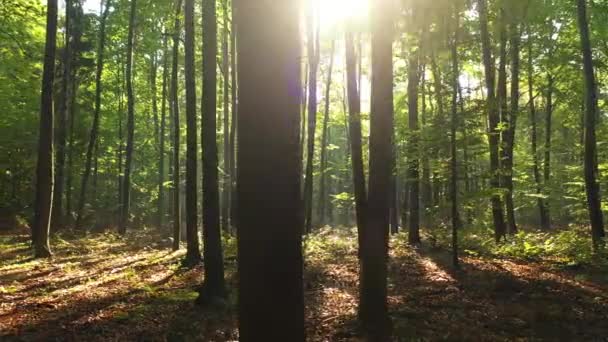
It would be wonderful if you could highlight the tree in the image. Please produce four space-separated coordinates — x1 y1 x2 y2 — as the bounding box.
406 41 421 245
32 0 58 258
171 0 183 251
183 0 201 264
221 0 231 233
478 0 507 242
199 0 226 301
119 0 137 235
75 0 111 230
51 0 72 230
318 39 336 225
449 4 461 268
159 34 168 230
234 0 304 339
303 2 320 233
345 26 367 254
576 0 605 248
358 0 393 338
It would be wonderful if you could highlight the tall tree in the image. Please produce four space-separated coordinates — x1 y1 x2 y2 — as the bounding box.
171 0 183 251
221 0 230 232
51 0 72 230
33 0 58 258
199 0 226 300
235 0 304 339
407 43 421 245
478 0 507 242
576 0 605 248
75 0 111 230
303 2 319 233
159 34 169 230
318 39 336 225
119 0 137 235
345 26 367 253
229 0 237 229
359 0 393 338
183 0 201 264
449 5 461 268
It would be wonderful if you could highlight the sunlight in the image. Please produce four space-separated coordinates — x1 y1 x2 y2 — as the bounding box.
315 0 369 31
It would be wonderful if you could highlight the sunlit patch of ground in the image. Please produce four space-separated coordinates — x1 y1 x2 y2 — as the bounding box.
1 227 608 341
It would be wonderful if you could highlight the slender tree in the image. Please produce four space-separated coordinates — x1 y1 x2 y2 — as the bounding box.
221 0 231 232
75 0 111 230
159 34 169 230
449 6 461 268
235 0 304 339
119 0 137 235
478 0 507 242
576 0 605 248
33 0 58 258
303 2 320 233
171 0 183 251
183 0 201 264
318 39 336 225
407 44 421 245
199 0 226 300
229 0 237 229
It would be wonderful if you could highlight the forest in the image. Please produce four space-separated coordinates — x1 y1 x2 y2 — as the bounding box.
1 0 608 340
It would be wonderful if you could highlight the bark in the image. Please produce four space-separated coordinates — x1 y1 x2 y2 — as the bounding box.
345 28 367 252
359 0 393 338
33 0 58 258
229 1 237 230
171 0 182 251
478 0 507 242
318 39 336 226
303 3 319 233
576 0 605 247
119 0 136 235
183 0 201 264
159 34 168 230
199 0 226 300
235 0 304 339
75 0 111 230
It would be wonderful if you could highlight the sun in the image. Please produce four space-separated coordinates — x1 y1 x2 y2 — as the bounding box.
315 0 369 31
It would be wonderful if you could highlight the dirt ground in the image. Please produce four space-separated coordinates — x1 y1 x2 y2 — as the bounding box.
1 229 607 341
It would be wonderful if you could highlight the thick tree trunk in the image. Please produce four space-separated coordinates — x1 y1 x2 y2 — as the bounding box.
119 0 136 235
183 0 201 264
318 39 336 226
171 0 182 251
478 0 507 242
359 0 393 338
303 3 319 233
199 0 226 300
33 0 58 258
235 0 304 339
576 0 605 248
76 0 111 230
52 0 72 231
345 29 367 252
407 49 421 245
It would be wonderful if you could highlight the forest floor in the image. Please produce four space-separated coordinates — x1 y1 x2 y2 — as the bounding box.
1 227 608 341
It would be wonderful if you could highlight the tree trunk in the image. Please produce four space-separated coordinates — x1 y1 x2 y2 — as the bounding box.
359 0 393 338
478 0 506 242
52 0 72 231
345 28 367 252
407 49 421 245
235 0 304 339
527 31 550 231
229 0 237 230
420 66 432 216
503 21 520 234
183 0 201 264
171 0 182 251
544 74 554 228
119 0 136 235
75 0 111 230
576 0 605 248
450 8 461 268
199 0 226 300
159 34 168 230
318 39 336 226
33 0 58 258
303 3 319 233
221 0 231 233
